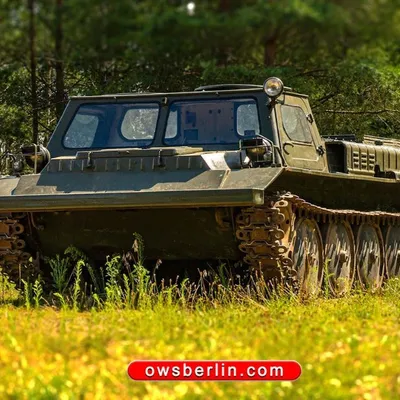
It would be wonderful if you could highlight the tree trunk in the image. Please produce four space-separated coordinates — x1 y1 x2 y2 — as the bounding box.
54 0 65 120
218 0 230 12
28 0 39 144
216 0 231 66
263 35 278 67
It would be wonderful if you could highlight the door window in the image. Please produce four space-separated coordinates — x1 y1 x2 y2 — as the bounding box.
281 105 313 143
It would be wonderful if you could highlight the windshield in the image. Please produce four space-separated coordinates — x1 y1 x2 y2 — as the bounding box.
62 98 261 150
63 103 159 149
164 98 260 145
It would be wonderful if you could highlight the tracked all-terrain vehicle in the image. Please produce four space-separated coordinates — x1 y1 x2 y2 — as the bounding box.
1 77 399 295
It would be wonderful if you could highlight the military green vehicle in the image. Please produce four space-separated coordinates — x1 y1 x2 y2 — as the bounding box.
1 77 399 295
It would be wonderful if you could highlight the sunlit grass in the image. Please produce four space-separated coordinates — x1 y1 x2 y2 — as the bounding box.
0 240 399 399
1 286 400 399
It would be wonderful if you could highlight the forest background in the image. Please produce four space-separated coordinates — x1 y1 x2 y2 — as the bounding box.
1 0 400 153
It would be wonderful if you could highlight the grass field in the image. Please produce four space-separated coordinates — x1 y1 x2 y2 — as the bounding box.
1 274 400 399
0 243 399 400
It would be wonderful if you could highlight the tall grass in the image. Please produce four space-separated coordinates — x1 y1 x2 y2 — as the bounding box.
2 236 399 399
0 233 385 311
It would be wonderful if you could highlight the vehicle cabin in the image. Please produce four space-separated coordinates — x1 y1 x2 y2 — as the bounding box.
21 77 400 182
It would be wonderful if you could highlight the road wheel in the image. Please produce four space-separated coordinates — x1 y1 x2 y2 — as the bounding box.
356 223 385 290
324 221 355 296
291 218 324 297
385 225 400 278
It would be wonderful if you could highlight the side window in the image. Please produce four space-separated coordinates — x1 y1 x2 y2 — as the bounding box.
121 106 159 140
237 103 260 136
165 107 178 139
63 114 98 148
281 105 313 143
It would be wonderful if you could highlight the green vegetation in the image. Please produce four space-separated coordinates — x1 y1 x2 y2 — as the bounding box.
0 243 399 399
1 0 400 166
1 3 400 398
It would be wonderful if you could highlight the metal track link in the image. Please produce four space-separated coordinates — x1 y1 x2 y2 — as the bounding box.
235 195 295 280
0 213 33 274
236 192 400 279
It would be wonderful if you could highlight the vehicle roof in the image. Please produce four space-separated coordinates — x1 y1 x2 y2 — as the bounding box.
69 86 308 100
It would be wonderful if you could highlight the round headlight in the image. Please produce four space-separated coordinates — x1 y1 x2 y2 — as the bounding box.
263 77 284 98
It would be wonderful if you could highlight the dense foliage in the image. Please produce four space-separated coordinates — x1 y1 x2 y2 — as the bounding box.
1 0 400 154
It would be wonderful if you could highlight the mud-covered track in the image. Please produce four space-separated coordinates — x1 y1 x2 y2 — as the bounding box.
0 213 36 280
236 192 400 296
1 192 399 295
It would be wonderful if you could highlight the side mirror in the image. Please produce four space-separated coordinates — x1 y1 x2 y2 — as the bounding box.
21 144 51 173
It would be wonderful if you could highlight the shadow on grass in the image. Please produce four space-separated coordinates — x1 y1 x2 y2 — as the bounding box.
1 233 394 311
